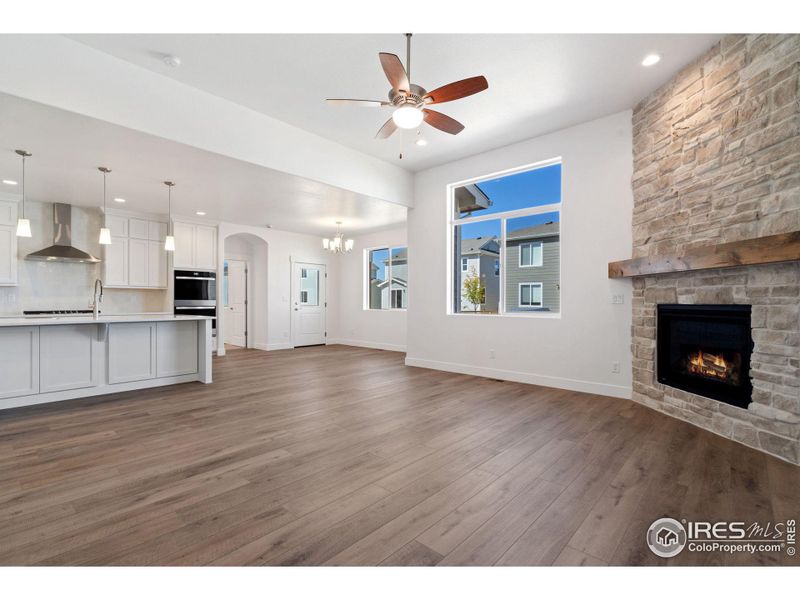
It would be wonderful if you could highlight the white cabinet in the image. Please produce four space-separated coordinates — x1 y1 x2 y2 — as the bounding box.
128 238 149 287
128 218 149 240
103 214 168 288
149 221 167 242
148 241 167 288
173 221 195 268
173 221 216 270
106 214 128 237
156 321 198 377
39 324 99 393
0 199 18 286
108 322 156 384
194 225 217 270
104 236 129 287
0 327 39 399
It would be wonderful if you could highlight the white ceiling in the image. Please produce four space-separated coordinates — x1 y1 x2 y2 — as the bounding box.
0 92 406 235
68 33 721 171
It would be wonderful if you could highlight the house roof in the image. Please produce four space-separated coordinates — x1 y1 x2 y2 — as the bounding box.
461 236 500 256
375 276 407 289
506 221 560 241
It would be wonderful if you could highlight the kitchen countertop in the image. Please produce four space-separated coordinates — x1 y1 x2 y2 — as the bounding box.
0 314 213 327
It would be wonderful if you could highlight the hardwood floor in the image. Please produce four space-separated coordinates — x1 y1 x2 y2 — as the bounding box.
0 345 798 566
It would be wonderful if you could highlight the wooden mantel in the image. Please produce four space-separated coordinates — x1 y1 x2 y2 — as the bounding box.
608 230 800 278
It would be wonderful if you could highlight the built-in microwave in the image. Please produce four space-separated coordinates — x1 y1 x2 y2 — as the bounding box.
174 270 216 334
174 270 216 306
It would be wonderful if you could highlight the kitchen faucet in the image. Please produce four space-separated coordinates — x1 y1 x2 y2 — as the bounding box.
90 278 104 320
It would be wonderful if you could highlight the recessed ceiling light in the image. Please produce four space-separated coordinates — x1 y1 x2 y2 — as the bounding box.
415 139 429 147
642 54 661 67
196 211 206 216
163 54 182 68
113 197 126 203
2 179 17 185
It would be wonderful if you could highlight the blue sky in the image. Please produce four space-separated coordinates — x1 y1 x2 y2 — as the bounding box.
458 163 561 239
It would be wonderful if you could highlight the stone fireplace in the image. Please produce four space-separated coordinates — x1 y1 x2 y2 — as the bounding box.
628 34 800 464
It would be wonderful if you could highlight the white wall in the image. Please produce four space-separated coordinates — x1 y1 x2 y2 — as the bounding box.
217 222 339 354
331 225 407 352
406 111 634 399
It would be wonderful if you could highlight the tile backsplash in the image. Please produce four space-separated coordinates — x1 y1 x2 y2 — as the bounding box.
0 200 169 315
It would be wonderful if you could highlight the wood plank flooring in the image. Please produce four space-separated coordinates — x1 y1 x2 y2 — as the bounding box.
0 345 798 566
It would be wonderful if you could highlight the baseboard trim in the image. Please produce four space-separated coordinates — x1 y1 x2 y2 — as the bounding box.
327 338 407 353
266 342 293 351
403 356 632 399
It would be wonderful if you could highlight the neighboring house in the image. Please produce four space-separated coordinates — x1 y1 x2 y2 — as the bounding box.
369 248 408 309
504 221 560 312
459 236 500 312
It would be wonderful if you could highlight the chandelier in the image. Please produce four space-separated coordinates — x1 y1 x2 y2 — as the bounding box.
323 221 354 254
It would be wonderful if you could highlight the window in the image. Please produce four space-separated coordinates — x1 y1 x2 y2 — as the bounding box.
450 160 561 315
519 242 543 267
519 283 543 307
299 267 319 305
367 246 407 310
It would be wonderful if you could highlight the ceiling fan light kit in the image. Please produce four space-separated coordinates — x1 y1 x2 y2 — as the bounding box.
326 33 488 140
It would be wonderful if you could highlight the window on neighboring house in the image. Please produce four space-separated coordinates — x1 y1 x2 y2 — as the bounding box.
519 242 543 267
450 160 561 315
519 283 543 307
300 290 308 303
367 246 408 310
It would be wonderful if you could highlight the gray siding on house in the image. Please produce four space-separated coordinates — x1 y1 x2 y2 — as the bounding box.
505 235 560 312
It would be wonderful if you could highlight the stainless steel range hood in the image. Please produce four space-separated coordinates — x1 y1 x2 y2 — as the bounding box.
26 203 101 263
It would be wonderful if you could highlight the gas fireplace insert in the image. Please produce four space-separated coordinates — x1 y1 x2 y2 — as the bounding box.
656 304 753 409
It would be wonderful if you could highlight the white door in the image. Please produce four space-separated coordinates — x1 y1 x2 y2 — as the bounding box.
292 262 326 347
224 259 247 348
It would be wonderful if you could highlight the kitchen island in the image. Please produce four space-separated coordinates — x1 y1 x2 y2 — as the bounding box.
0 314 213 411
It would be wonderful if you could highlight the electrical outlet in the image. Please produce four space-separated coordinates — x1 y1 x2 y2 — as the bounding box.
489 349 495 359
611 294 625 304
612 361 620 374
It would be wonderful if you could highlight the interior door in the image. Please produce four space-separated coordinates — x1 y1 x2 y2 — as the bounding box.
224 259 247 348
292 262 326 347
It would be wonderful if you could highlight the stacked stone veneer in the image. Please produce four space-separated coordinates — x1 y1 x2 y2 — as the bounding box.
631 34 800 464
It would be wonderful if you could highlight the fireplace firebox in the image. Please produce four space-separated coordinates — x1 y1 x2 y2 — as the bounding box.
656 304 753 408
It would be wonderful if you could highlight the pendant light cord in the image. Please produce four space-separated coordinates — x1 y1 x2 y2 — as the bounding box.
21 154 26 219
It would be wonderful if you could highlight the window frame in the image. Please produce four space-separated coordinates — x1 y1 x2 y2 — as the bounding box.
446 157 562 319
518 282 543 308
364 245 408 311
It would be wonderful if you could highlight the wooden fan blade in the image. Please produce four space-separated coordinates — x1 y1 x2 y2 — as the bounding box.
379 53 410 92
423 76 488 105
375 117 398 139
423 109 465 135
326 98 389 107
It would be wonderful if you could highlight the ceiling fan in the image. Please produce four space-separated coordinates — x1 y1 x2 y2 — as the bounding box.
326 34 488 139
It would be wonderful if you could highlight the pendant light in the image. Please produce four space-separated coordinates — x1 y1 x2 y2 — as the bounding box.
164 181 175 251
98 167 112 245
14 149 32 238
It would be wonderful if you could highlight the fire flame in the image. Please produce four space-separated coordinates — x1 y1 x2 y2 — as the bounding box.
687 349 734 382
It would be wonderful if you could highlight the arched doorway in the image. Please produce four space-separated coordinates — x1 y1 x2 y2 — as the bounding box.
220 232 268 354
